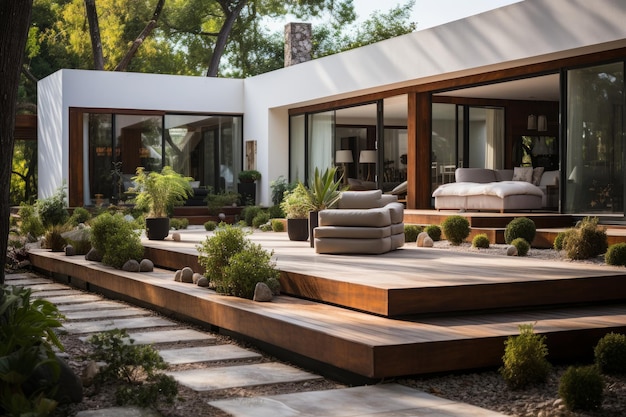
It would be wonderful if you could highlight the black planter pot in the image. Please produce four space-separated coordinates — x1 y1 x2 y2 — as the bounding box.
145 217 170 240
237 182 256 206
287 218 309 241
309 210 319 248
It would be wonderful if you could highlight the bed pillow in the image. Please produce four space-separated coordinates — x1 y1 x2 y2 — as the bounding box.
532 167 545 186
512 166 533 183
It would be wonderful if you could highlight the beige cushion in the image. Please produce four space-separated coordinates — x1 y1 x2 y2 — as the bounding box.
390 181 407 195
338 190 383 209
532 167 545 185
314 237 392 254
315 226 391 239
387 202 404 224
347 178 377 191
455 168 498 183
319 206 391 227
512 166 533 183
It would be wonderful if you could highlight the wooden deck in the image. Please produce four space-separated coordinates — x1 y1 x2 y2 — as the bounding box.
28 228 626 382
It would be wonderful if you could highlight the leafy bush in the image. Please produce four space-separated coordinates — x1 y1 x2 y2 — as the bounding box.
198 225 249 281
594 332 626 375
242 206 263 226
36 186 69 228
564 217 608 260
271 219 285 232
472 233 490 249
500 323 551 389
404 225 423 243
267 204 284 219
87 329 177 407
511 238 530 256
441 215 470 245
605 243 626 267
553 230 568 251
558 365 604 411
425 224 442 241
169 218 189 230
206 191 239 215
252 212 270 229
204 220 217 231
18 204 45 239
270 176 292 206
0 286 64 416
504 217 536 245
90 212 144 269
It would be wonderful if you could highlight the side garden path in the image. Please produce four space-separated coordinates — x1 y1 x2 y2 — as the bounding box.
7 271 508 417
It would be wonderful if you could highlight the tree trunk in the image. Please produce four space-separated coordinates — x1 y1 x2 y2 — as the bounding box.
206 0 247 77
0 0 33 285
84 0 105 70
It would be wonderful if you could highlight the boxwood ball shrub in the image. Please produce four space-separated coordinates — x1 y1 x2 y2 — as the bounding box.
425 224 442 241
511 237 530 256
242 206 263 227
252 212 270 229
441 215 470 245
605 243 626 267
594 332 626 375
472 233 490 249
500 323 551 389
553 230 568 250
504 217 536 245
558 365 604 411
271 219 285 232
404 225 423 243
204 220 217 231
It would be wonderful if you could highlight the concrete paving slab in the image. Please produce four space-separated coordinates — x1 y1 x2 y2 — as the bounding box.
63 316 176 334
63 307 151 321
33 293 104 305
26 283 73 292
31 289 88 298
122 329 216 345
168 362 322 391
76 406 161 417
159 344 261 365
4 277 52 286
56 300 129 312
209 383 508 417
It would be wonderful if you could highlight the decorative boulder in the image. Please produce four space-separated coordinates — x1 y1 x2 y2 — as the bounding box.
23 354 83 405
122 259 140 272
192 273 203 284
174 270 182 282
416 232 430 247
172 232 181 242
423 236 434 247
139 259 154 272
85 247 103 262
181 267 194 283
253 282 273 302
197 276 210 287
507 245 518 256
65 245 76 256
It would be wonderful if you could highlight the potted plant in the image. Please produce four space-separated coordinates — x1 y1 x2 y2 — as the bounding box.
281 182 313 241
307 167 346 247
131 166 193 240
237 170 261 205
238 170 262 183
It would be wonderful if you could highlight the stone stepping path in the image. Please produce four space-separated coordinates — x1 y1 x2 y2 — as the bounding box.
31 289 90 298
63 307 151 321
209 383 508 417
166 362 322 391
21 283 70 292
57 300 131 312
34 293 104 305
63 316 176 334
158 344 261 365
125 329 215 345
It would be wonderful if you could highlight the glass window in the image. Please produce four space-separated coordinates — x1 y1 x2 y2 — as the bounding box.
289 114 305 182
308 111 335 181
85 113 113 205
432 103 458 187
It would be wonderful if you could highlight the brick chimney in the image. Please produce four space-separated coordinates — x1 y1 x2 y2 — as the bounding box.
284 23 312 67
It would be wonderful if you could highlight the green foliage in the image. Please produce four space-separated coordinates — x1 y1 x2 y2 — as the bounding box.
404 224 422 243
42 225 67 252
511 238 530 256
197 225 278 299
204 220 217 231
425 224 442 241
563 217 608 260
131 166 193 218
10 140 38 206
281 182 313 219
504 217 536 245
270 176 293 206
36 186 69 228
553 230 570 251
67 207 92 227
472 233 490 249
238 170 261 182
267 204 284 219
169 218 189 230
18 204 45 239
558 365 604 411
271 219 285 232
441 215 470 246
252 212 270 229
242 206 263 226
206 191 240 215
87 329 177 407
0 286 64 416
594 332 626 375
90 212 144 269
605 243 626 266
500 323 551 389
308 167 345 210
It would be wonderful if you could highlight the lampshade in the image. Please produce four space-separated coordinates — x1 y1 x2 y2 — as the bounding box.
335 150 353 164
537 115 547 131
527 114 537 130
359 150 377 164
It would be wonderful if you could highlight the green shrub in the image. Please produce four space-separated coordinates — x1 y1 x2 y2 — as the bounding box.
206 191 239 215
198 224 250 281
18 204 45 239
472 233 490 249
252 212 270 229
511 238 530 256
594 332 626 375
404 225 423 243
504 217 536 245
441 215 470 245
242 205 263 226
204 220 217 231
91 212 144 269
67 207 92 226
169 217 189 230
271 219 285 232
36 186 69 228
605 243 626 267
268 204 284 219
553 230 569 251
87 329 177 407
425 224 442 241
222 244 280 299
500 323 551 389
564 217 608 260
43 225 68 252
558 365 604 411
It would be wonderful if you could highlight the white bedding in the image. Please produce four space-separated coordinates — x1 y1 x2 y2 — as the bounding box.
432 181 543 199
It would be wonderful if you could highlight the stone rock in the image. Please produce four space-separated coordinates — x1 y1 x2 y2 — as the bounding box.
122 259 140 272
192 272 203 284
65 245 76 256
81 360 101 388
181 267 194 283
507 245 518 256
172 232 181 242
139 259 154 272
423 236 434 247
85 247 103 262
174 270 182 282
23 354 83 405
253 282 273 302
197 276 210 287
416 232 430 247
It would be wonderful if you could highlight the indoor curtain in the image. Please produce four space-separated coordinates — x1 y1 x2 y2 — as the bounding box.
485 108 504 169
